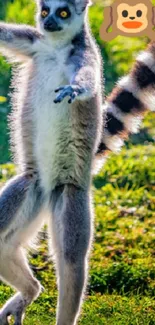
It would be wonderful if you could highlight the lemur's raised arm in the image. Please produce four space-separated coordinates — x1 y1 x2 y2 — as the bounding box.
0 23 42 59
96 41 155 165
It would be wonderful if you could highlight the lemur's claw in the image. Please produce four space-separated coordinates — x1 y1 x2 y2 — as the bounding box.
54 85 86 104
55 87 64 93
68 93 76 104
54 98 62 104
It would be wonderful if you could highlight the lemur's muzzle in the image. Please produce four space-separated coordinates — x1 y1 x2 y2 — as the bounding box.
44 17 62 32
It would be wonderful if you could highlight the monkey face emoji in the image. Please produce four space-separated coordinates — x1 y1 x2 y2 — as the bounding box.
117 3 148 33
100 0 155 42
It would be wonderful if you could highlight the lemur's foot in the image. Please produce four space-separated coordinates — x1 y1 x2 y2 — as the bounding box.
0 294 26 325
54 85 87 104
0 312 9 325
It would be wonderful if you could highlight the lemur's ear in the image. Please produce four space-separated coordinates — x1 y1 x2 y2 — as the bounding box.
75 0 91 14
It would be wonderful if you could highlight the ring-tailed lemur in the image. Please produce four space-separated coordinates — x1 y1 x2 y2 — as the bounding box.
0 0 154 324
0 1 102 324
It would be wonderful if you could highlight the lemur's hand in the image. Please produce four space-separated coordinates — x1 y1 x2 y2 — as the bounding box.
54 85 87 104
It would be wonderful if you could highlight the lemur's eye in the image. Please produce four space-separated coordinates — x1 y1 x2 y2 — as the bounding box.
41 9 49 18
137 10 142 17
60 11 68 18
56 7 71 19
122 10 128 17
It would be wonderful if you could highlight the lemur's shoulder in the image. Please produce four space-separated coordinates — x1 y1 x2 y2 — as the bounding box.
67 26 101 67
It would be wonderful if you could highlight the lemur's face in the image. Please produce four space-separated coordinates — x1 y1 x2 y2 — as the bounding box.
37 0 85 35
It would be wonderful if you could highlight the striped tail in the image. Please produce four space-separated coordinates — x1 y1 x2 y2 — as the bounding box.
95 41 155 171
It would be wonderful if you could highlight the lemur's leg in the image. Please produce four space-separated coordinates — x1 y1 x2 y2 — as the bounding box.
0 248 40 325
50 184 92 325
0 174 44 325
0 23 42 58
0 174 31 231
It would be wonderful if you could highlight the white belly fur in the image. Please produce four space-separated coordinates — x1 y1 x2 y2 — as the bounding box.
33 50 78 192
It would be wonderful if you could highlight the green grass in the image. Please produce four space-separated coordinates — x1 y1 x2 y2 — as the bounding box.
0 113 155 324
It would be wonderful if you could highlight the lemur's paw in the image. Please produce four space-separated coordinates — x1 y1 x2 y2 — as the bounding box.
0 294 25 325
54 85 87 104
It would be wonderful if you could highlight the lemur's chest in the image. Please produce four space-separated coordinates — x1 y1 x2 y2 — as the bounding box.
32 47 78 190
33 46 73 95
33 46 73 136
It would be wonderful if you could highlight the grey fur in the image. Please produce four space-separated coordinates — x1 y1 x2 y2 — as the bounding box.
50 184 91 325
0 23 42 58
4 177 44 241
0 175 43 236
0 175 44 324
0 175 30 232
51 184 90 262
0 1 103 324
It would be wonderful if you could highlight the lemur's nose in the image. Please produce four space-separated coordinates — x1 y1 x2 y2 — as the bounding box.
129 17 135 20
44 17 62 32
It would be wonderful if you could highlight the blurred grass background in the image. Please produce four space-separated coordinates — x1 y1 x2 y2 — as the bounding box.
0 0 155 324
